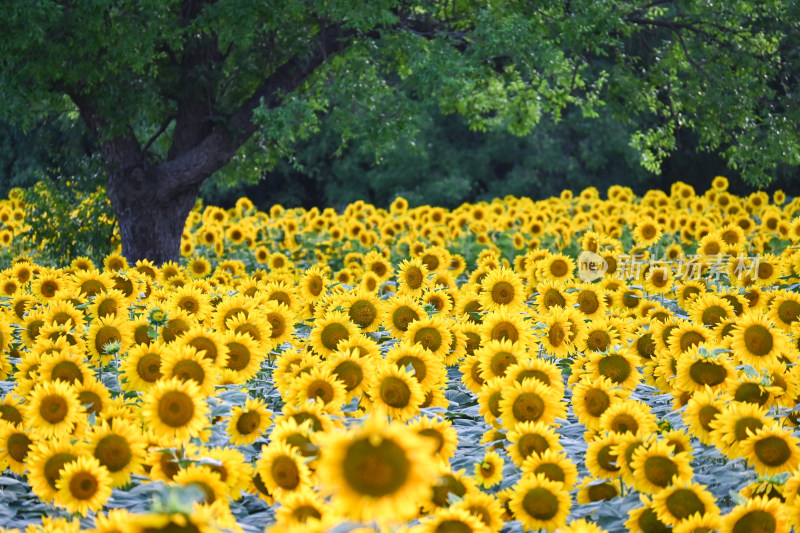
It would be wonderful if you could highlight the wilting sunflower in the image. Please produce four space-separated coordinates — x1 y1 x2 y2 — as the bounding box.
408 415 459 466
227 397 272 446
315 414 438 523
498 378 565 432
721 495 789 533
630 439 694 494
521 449 578 490
730 311 789 367
54 456 113 516
740 425 800 476
509 473 570 531
651 480 720 527
141 377 209 443
83 419 146 488
24 379 82 440
367 364 424 422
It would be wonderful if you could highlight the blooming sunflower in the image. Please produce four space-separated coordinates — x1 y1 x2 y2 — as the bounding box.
26 437 82 502
395 257 430 298
767 290 800 331
740 424 800 476
651 480 720 527
322 348 375 402
585 349 642 390
452 491 505 533
367 364 424 422
227 397 272 446
575 477 621 504
418 506 491 533
674 344 737 394
408 415 459 466
120 341 167 392
509 473 571 531
172 463 229 505
0 420 31 475
287 366 348 415
315 414 438 523
721 495 789 533
141 377 210 443
625 495 674 533
87 313 132 365
498 378 565 432
521 448 578 490
598 399 657 437
380 294 426 335
24 379 82 439
161 344 220 396
630 439 694 494
222 330 264 383
83 419 146 488
54 456 113 516
341 289 383 332
403 315 454 361
538 253 576 283
478 267 526 312
386 341 446 391
480 307 533 347
729 311 789 367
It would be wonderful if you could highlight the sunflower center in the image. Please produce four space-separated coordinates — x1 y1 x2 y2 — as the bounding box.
415 327 444 352
307 380 335 403
157 391 195 428
432 474 467 507
78 391 103 414
396 356 427 382
689 361 728 386
332 361 363 392
638 507 671 533
266 312 286 339
490 351 516 377
292 505 322 523
512 392 545 423
744 325 773 356
172 360 205 386
518 434 550 459
543 289 566 309
50 361 83 385
734 384 770 406
226 342 251 371
586 482 618 502
679 331 706 353
610 414 638 434
597 444 619 472
732 510 776 533
549 260 569 278
587 331 611 352
577 290 599 314
487 391 503 418
69 471 99 500
404 266 423 289
522 487 559 520
665 489 706 522
45 452 77 489
137 353 163 382
0 404 22 425
343 437 410 497
491 281 516 305
754 436 792 466
698 405 721 431
163 318 190 343
644 456 679 488
94 326 122 357
236 411 261 435
95 434 132 472
757 263 774 280
636 334 656 358
701 305 728 326
418 428 445 454
598 355 632 384
777 300 800 325
7 433 31 463
392 306 420 332
491 322 519 342
546 317 573 348
349 300 377 328
534 463 565 483
40 394 69 424
270 455 300 490
584 388 611 418
188 338 218 362
380 377 412 408
516 370 552 386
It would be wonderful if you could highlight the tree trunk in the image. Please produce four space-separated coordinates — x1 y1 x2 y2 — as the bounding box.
107 165 199 265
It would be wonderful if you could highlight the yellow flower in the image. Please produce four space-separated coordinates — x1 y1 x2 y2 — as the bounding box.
54 456 113 516
630 439 694 494
367 363 424 422
498 378 565 432
509 473 571 532
478 267 526 312
722 495 789 533
227 397 272 446
141 377 210 443
83 419 147 488
740 424 800 476
473 451 504 488
24 379 82 439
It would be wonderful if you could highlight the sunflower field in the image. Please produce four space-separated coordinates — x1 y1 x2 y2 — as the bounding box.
0 177 799 532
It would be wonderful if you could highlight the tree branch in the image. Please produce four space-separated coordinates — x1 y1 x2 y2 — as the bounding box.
143 115 176 155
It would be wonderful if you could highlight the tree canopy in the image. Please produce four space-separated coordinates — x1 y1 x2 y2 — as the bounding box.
1 1 798 262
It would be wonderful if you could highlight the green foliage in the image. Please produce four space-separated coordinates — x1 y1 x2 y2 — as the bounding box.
21 179 116 267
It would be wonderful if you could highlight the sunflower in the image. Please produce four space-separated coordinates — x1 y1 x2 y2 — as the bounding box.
186 446 252 499
721 495 789 533
418 507 491 533
119 341 167 392
322 348 375 402
571 377 627 431
0 420 31 475
473 451 504 488
498 378 565 432
37 349 92 386
166 284 213 323
675 344 737 394
338 289 383 332
403 315 454 361
221 330 264 383
538 253 576 283
386 341 446 391
54 456 113 516
478 267 526 312
538 306 577 358
474 339 523 381
308 310 358 357
675 279 707 310
481 307 533 347
367 364 424 422
31 269 66 302
521 449 578 490
598 399 658 436
74 378 112 418
287 366 348 414
688 293 735 328
740 424 800 476
667 321 710 359
681 387 725 445
650 480 720 527
585 349 642 390
630 439 694 494
584 431 626 480
625 495 674 533
298 265 330 303
141 377 210 443
87 313 132 365
315 414 437 523
729 311 789 367
273 487 334 528
768 290 800 331
26 437 82 502
509 473 570 531
24 379 82 439
227 397 272 446
504 357 564 397
381 294 426 335
451 491 505 533
161 344 219 396
42 299 85 332
83 419 146 488
408 415 459 466
172 463 230 505
459 355 486 395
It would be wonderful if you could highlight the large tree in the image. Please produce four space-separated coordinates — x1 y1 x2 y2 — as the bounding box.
1 1 798 263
